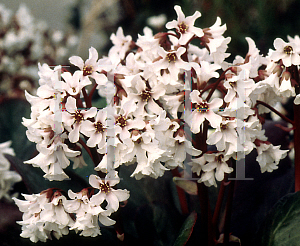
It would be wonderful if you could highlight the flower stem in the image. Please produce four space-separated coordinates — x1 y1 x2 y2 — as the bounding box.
205 68 230 102
255 100 294 125
212 174 228 239
294 102 300 191
171 168 189 215
223 179 235 246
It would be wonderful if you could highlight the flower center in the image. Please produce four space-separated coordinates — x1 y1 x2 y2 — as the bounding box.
99 182 111 194
220 123 227 130
196 102 209 113
94 122 104 133
116 115 127 127
140 90 151 102
215 154 224 163
166 53 177 62
178 22 189 34
74 110 84 123
83 65 93 76
283 45 293 55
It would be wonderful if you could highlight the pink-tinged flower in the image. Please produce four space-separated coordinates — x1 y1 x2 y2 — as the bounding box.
187 90 223 133
166 5 203 45
89 171 130 212
69 47 108 86
62 97 97 143
269 38 300 67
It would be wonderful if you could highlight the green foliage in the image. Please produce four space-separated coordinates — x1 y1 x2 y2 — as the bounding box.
256 191 300 246
173 211 197 246
0 98 35 161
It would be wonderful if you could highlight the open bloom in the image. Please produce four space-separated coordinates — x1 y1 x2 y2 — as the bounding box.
166 5 203 45
69 47 108 85
89 171 130 212
187 90 223 133
62 96 97 143
269 38 300 67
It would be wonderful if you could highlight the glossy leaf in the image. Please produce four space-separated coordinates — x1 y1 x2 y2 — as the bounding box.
0 98 35 161
256 191 300 246
173 177 198 195
173 211 197 246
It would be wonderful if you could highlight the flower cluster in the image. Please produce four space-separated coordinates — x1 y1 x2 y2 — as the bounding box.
15 4 297 242
13 171 129 242
0 141 22 200
0 4 78 97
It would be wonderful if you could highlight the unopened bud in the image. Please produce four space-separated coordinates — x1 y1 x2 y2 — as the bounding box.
118 89 127 99
282 71 291 80
174 128 185 138
272 64 284 76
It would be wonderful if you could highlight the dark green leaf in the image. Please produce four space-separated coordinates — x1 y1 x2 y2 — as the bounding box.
173 211 197 246
0 98 36 161
256 191 300 246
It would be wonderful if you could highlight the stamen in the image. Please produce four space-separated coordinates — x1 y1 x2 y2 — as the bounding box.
283 45 293 55
140 90 151 102
83 65 93 76
196 102 209 113
166 53 177 62
94 122 105 133
74 110 84 123
178 22 189 34
99 182 111 194
116 115 127 127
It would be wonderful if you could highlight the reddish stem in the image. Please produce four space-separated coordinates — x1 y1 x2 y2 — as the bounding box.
205 68 230 102
212 175 228 239
171 168 189 215
254 100 294 125
294 103 300 191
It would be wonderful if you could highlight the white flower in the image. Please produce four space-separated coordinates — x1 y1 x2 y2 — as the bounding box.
0 141 22 200
89 171 130 212
166 5 203 45
109 27 132 64
62 96 97 143
147 14 167 29
187 90 223 133
202 152 233 182
269 38 300 67
256 142 288 173
69 47 108 86
294 94 300 105
153 46 200 81
80 108 107 148
61 71 91 96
